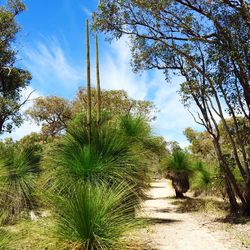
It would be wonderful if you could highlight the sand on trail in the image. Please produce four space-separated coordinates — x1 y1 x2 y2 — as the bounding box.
137 179 245 250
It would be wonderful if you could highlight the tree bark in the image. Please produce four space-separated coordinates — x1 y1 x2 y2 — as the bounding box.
0 117 4 134
212 138 246 206
224 176 239 214
243 182 250 216
175 190 184 199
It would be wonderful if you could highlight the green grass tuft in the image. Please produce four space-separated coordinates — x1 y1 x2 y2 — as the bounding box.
0 146 40 224
53 182 139 250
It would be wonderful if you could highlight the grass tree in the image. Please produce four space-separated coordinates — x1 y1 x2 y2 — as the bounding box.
118 115 166 186
41 125 135 193
41 122 153 206
0 146 40 224
161 150 192 198
40 118 149 248
190 161 212 196
39 22 154 248
118 115 152 186
52 181 138 250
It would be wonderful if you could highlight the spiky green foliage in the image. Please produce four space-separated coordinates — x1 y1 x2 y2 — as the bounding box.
118 115 157 191
190 161 228 196
119 115 166 158
191 161 212 192
119 115 150 139
160 150 192 197
0 146 40 224
164 150 191 174
53 182 138 250
42 125 136 194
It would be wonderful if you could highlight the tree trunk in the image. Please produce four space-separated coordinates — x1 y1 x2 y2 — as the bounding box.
243 183 250 216
212 138 246 206
0 117 4 134
175 190 184 198
224 176 239 214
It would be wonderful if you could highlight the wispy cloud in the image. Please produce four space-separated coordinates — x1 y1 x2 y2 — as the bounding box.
99 38 150 100
150 74 203 147
23 38 83 93
82 7 92 17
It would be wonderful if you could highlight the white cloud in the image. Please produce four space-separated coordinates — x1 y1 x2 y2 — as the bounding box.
82 7 92 17
150 73 203 146
23 38 83 89
99 38 150 100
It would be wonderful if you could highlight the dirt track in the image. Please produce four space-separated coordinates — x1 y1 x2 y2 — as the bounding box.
138 179 245 250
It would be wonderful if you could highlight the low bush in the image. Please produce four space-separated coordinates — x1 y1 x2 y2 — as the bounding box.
0 146 40 224
53 182 139 250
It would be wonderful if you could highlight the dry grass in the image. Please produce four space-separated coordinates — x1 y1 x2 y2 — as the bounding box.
2 214 63 250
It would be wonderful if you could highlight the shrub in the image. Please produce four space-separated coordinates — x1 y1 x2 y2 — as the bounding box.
0 146 40 224
191 161 212 195
53 182 138 250
41 125 135 193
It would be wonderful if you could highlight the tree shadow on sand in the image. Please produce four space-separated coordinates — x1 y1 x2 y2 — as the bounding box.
171 197 229 213
145 195 181 200
143 218 182 224
215 215 250 225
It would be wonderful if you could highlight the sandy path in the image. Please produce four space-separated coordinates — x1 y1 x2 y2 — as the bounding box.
138 179 244 250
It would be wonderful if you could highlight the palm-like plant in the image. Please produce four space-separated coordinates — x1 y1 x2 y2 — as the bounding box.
0 146 40 224
162 150 192 198
42 125 137 195
53 181 138 250
41 122 146 248
118 115 162 191
191 161 212 195
119 115 151 139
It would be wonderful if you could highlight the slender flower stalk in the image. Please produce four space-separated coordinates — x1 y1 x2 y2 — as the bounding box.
96 34 101 127
86 19 92 144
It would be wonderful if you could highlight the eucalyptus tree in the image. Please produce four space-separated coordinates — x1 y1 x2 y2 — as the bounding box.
0 0 31 134
72 88 156 121
93 0 250 214
26 96 72 138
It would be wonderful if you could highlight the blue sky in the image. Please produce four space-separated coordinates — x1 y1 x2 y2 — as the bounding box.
5 0 203 147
